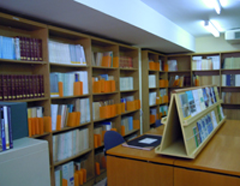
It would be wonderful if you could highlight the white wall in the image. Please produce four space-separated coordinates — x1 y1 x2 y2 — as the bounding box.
195 34 240 53
74 0 195 52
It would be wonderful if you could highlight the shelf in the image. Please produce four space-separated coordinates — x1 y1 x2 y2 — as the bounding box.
0 59 47 65
52 122 91 134
50 62 89 68
6 97 49 102
121 109 139 115
92 66 118 70
53 148 92 167
93 91 118 96
51 94 90 100
120 89 138 93
120 67 138 71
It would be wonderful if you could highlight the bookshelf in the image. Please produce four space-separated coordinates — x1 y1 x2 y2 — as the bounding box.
155 85 226 159
141 50 168 132
0 12 140 186
167 51 240 120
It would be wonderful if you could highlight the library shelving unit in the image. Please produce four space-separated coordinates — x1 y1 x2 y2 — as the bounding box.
47 25 95 186
155 85 226 159
141 50 168 132
167 51 240 120
0 11 53 182
0 12 141 186
90 36 141 179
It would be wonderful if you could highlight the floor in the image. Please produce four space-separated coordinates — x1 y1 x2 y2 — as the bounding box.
93 177 107 186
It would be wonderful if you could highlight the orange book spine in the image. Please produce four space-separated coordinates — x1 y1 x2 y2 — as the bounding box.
43 116 52 132
99 106 105 119
133 120 140 129
155 62 160 70
150 115 155 123
149 61 155 70
62 179 68 186
121 125 125 136
101 156 107 169
104 81 110 93
75 111 81 126
113 56 119 67
164 64 168 72
28 118 32 137
76 170 83 185
74 82 80 96
67 112 76 127
74 173 79 186
31 118 36 136
116 103 121 115
58 82 63 97
99 79 105 93
39 117 44 135
94 134 98 148
109 80 116 92
95 162 100 175
79 81 83 95
102 131 106 142
82 168 87 183
56 115 61 130
159 80 165 87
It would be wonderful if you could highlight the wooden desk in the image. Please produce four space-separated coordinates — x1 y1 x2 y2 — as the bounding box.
107 120 240 186
174 120 240 186
107 125 174 186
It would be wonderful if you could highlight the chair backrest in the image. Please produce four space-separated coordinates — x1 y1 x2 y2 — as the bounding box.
104 131 125 151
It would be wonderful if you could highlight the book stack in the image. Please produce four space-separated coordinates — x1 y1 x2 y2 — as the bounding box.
159 105 168 117
92 74 116 93
222 92 240 104
222 57 240 69
0 35 43 61
27 106 52 137
0 74 44 101
119 56 133 68
48 40 86 65
150 108 157 124
54 160 87 186
167 59 178 71
119 77 134 91
121 96 141 112
192 56 220 70
91 51 119 67
168 75 185 87
158 89 168 104
121 116 133 135
148 74 156 88
0 105 13 152
222 74 240 86
52 128 89 162
148 59 162 71
51 98 90 131
50 71 88 97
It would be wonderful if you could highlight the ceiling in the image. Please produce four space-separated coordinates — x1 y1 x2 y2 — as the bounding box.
0 0 240 54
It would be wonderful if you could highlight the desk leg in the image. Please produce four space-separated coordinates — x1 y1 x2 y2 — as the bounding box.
107 156 173 186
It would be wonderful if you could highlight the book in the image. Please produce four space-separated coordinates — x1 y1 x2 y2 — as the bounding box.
179 93 191 119
122 134 162 150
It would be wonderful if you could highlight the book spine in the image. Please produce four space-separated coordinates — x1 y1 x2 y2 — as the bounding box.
3 106 10 149
19 36 25 60
38 39 43 61
7 75 12 100
0 75 3 101
0 107 6 151
14 37 21 60
24 75 30 99
18 75 23 99
29 38 35 61
2 75 8 100
25 37 31 61
7 106 13 149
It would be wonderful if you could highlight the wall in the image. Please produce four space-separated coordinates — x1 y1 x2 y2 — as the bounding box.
195 34 240 53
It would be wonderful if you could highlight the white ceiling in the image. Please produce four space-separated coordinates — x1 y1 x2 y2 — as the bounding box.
0 0 240 54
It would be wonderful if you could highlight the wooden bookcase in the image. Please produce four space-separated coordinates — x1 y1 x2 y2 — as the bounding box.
0 12 140 186
155 85 226 159
141 50 168 132
167 51 240 120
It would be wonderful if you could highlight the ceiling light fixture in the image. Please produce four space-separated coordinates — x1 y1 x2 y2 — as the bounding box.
213 0 221 14
204 20 220 37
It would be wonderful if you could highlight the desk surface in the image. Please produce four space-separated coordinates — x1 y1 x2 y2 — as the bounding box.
107 120 240 176
175 119 240 176
107 125 175 165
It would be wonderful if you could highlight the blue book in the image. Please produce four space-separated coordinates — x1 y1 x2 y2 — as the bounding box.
128 116 133 131
99 74 108 80
2 36 15 60
0 107 6 151
6 106 13 149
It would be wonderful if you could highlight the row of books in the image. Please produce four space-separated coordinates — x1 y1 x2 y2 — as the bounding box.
0 35 43 61
168 75 186 87
222 74 240 86
0 74 44 101
52 128 89 162
222 92 240 104
92 75 116 93
193 107 224 147
48 40 86 65
192 55 220 70
120 77 134 91
50 71 88 97
91 51 118 67
149 105 169 123
222 57 240 69
0 105 13 152
55 160 87 186
192 75 220 86
95 151 106 175
119 56 133 68
148 59 163 71
51 98 90 131
27 106 52 137
179 86 219 120
121 116 134 135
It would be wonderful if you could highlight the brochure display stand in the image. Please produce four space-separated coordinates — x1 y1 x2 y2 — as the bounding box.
155 85 226 159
